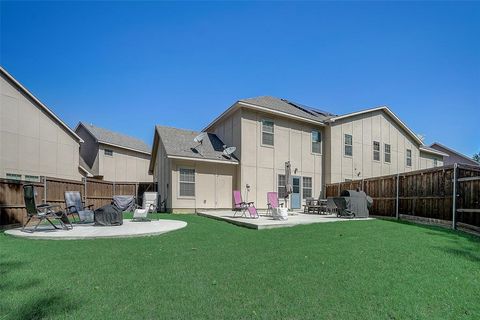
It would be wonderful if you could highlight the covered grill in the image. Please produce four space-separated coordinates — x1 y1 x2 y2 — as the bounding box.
333 189 373 218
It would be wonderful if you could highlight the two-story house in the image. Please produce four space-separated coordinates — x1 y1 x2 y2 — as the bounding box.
76 122 152 182
149 96 447 212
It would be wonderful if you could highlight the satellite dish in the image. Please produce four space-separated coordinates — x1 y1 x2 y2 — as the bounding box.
223 146 236 158
193 132 207 144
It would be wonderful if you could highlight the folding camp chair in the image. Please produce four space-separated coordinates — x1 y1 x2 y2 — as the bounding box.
326 197 338 214
332 197 355 218
133 192 158 222
232 190 259 219
266 192 283 216
23 185 72 232
64 191 94 223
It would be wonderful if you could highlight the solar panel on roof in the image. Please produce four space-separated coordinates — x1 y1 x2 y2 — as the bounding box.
281 99 318 117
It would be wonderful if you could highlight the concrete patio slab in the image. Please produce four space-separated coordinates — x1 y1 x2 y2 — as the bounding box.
197 211 373 229
5 219 187 240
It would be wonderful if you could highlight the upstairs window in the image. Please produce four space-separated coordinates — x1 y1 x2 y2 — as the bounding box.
262 120 274 146
434 159 438 167
344 134 353 156
179 168 195 197
104 149 113 156
406 149 412 167
384 144 391 163
302 177 312 198
373 141 380 161
311 130 322 154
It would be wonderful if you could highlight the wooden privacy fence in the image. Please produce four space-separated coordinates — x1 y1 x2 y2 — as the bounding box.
325 164 480 233
0 177 155 227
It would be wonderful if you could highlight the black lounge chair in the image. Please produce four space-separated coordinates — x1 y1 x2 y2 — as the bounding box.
23 185 72 232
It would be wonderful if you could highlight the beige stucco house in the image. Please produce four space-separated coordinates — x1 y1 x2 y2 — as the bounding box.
75 122 152 182
150 96 447 212
0 67 84 181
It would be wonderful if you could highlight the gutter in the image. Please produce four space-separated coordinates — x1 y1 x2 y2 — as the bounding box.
167 155 239 165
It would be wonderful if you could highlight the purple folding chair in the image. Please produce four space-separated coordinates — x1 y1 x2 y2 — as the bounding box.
266 192 282 216
232 190 258 219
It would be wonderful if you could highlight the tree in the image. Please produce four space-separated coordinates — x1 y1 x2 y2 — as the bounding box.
473 152 480 163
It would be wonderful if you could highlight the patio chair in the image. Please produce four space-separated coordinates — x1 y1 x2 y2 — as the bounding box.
232 190 258 219
133 192 158 222
64 191 94 223
23 185 72 232
266 192 283 216
303 197 324 214
332 197 355 218
326 197 338 214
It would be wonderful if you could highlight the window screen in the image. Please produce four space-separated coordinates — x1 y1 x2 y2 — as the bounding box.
262 120 274 146
344 134 353 156
179 168 195 197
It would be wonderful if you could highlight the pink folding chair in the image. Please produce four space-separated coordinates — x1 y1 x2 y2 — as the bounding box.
232 190 258 219
266 192 282 216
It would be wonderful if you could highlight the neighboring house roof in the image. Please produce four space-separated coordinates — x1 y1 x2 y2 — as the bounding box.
76 122 151 155
326 106 426 146
430 143 480 166
419 145 449 157
0 66 83 143
149 126 239 174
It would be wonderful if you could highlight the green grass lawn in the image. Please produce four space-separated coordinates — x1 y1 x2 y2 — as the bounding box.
1 215 479 320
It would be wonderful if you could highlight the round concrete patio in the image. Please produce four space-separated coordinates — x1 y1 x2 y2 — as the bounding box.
5 219 187 240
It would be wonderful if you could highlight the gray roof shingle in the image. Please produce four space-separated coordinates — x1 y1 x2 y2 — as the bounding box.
156 126 238 163
239 96 336 122
81 122 151 154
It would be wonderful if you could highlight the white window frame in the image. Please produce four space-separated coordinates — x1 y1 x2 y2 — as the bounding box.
277 174 286 199
25 175 40 182
311 130 322 154
373 141 380 162
104 149 113 156
384 143 391 163
261 119 274 147
6 173 22 180
434 158 438 167
178 167 195 198
406 149 412 167
344 134 353 157
302 177 312 199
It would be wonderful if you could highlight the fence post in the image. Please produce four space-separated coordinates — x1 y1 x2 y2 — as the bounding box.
113 181 116 196
43 176 47 204
84 177 88 205
395 173 399 220
452 163 458 230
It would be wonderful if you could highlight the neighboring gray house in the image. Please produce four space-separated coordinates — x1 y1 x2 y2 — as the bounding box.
76 122 152 182
0 66 84 181
430 143 480 167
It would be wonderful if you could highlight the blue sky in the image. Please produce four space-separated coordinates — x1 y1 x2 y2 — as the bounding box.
1 1 479 156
